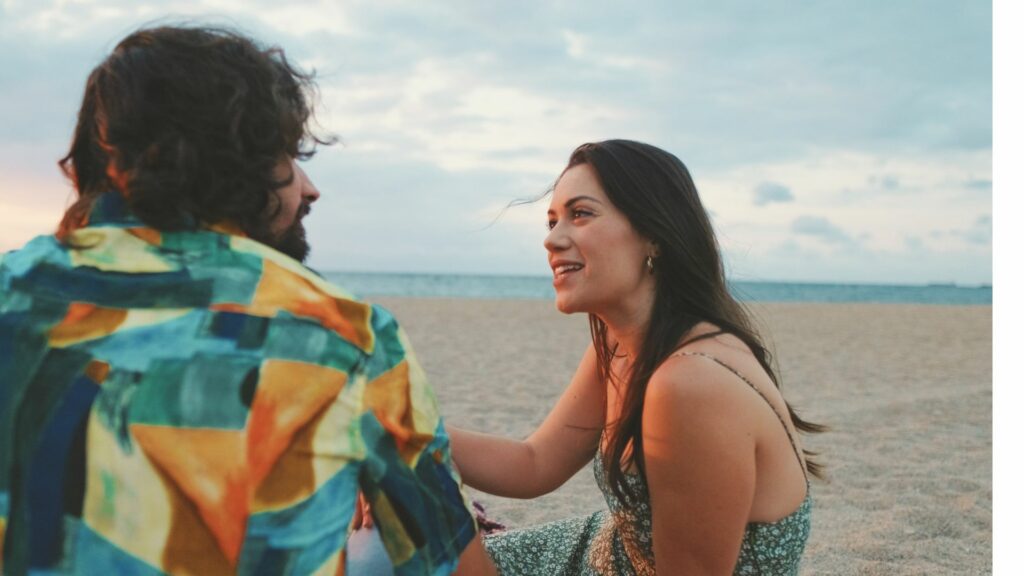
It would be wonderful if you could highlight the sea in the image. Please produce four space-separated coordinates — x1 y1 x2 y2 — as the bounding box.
321 272 992 306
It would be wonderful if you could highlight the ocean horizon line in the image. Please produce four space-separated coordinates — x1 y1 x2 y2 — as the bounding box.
319 271 992 306
316 269 992 290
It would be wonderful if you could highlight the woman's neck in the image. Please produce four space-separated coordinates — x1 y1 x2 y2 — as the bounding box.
600 291 655 361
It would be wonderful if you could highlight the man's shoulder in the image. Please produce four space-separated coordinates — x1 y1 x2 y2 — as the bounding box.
0 234 68 274
0 234 70 302
220 236 389 353
0 226 419 383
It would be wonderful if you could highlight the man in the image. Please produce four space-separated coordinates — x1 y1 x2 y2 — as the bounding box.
0 25 494 575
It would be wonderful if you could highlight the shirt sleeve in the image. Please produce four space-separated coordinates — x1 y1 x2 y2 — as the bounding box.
357 306 478 576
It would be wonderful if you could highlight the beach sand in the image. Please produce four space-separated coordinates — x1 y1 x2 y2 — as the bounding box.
372 297 992 575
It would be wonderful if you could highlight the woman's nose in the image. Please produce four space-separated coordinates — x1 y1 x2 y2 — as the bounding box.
543 221 569 253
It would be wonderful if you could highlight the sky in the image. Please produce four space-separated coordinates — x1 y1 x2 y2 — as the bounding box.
0 0 993 285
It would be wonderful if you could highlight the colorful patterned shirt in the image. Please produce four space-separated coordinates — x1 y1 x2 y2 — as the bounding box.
0 192 477 575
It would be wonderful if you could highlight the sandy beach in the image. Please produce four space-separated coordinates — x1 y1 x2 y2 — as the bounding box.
372 297 992 575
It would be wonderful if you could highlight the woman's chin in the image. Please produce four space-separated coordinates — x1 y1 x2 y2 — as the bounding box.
553 294 581 315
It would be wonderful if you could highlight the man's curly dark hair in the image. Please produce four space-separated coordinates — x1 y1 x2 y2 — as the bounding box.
57 25 333 245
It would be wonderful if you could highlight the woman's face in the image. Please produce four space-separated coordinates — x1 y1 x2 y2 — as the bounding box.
544 163 656 316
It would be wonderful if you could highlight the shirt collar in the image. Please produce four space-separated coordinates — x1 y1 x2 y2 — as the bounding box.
86 192 199 230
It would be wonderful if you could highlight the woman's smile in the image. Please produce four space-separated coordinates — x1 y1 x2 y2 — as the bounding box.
550 259 585 286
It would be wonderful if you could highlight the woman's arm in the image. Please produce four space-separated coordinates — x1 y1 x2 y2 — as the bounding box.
448 344 605 499
642 357 758 575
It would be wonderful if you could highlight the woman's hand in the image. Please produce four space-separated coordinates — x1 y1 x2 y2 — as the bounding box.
447 343 605 499
350 491 374 530
350 491 497 576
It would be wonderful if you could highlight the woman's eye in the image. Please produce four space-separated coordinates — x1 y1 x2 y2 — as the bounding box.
547 220 557 230
572 209 592 219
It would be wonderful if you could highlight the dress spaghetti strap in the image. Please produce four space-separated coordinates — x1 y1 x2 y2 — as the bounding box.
668 350 809 484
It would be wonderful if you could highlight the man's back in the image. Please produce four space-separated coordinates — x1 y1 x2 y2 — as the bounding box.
0 192 478 574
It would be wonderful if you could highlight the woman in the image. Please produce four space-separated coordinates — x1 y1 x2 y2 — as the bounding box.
449 140 824 575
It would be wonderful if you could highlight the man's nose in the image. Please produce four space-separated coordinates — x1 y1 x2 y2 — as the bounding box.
297 165 320 202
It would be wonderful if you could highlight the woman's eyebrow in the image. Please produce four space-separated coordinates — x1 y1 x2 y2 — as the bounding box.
547 195 604 216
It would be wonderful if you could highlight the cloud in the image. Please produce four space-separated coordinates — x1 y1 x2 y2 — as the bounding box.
560 29 667 73
752 181 794 206
927 214 991 248
0 0 358 41
299 148 554 275
963 214 992 245
4 1 137 40
227 0 359 37
791 215 855 246
318 55 633 176
735 238 992 285
0 1 993 284
869 174 901 190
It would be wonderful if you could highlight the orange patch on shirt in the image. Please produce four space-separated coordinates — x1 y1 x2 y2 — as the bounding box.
84 360 111 384
335 550 346 576
49 303 128 348
153 465 234 576
130 425 249 566
212 259 374 352
364 361 433 464
207 221 247 237
126 227 162 245
247 360 347 492
251 421 318 510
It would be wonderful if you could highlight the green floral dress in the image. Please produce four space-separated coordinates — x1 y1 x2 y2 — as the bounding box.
484 352 811 575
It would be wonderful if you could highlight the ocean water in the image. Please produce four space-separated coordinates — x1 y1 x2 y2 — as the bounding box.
321 272 992 306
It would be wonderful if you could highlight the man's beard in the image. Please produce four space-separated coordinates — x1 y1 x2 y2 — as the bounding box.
267 202 312 263
272 219 310 263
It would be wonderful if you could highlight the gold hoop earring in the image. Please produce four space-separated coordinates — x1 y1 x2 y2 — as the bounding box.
645 255 654 274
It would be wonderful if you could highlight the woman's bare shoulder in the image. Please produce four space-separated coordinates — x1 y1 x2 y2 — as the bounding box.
646 331 775 429
647 352 755 416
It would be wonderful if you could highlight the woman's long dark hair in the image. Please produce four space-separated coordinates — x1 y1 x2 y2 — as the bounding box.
57 25 332 241
564 140 826 506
